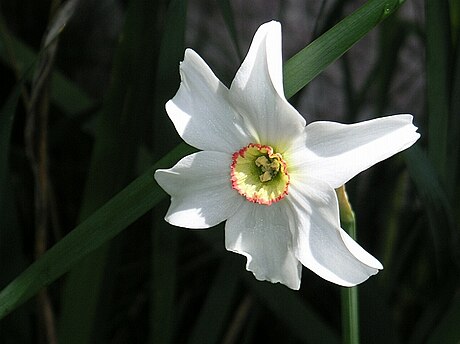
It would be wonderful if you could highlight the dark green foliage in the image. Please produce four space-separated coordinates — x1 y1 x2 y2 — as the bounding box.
0 0 459 343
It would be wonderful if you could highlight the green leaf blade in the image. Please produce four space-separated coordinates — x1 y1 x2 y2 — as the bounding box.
0 143 194 320
425 0 451 181
284 0 405 99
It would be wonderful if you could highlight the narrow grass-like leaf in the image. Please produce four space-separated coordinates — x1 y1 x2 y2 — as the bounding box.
151 217 178 344
217 0 242 60
425 0 451 180
152 0 187 158
0 85 21 195
379 170 408 282
0 31 94 117
0 180 32 343
58 0 163 342
150 0 187 343
188 257 240 344
41 0 78 48
0 185 32 344
449 28 460 199
374 15 406 114
0 24 34 339
284 0 406 99
0 83 23 283
403 146 458 269
452 0 460 42
0 143 195 320
0 84 28 302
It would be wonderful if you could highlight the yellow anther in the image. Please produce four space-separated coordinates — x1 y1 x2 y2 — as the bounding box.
255 155 281 182
255 156 269 168
260 171 273 182
231 144 290 205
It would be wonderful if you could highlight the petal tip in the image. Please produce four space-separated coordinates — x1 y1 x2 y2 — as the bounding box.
153 168 167 186
339 270 380 288
249 267 301 290
258 20 281 32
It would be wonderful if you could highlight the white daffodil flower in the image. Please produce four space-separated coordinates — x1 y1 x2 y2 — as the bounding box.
154 21 420 290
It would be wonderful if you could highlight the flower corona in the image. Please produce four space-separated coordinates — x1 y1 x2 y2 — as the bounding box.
231 144 289 205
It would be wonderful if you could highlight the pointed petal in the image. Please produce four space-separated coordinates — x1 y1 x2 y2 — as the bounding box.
166 49 252 153
154 151 243 228
229 21 305 150
225 201 302 290
290 115 420 189
286 176 382 286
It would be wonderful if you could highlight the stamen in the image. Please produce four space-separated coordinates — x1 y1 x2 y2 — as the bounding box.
255 155 281 182
231 144 289 205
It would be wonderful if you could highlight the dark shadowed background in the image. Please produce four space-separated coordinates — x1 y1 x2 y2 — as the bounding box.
1 0 459 343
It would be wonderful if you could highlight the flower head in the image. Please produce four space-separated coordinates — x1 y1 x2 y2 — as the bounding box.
154 21 420 289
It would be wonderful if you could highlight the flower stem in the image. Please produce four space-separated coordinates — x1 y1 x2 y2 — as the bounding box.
336 186 360 344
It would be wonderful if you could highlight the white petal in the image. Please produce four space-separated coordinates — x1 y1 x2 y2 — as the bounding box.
154 151 243 228
166 49 252 153
229 21 305 150
286 176 382 286
290 115 420 189
225 201 302 290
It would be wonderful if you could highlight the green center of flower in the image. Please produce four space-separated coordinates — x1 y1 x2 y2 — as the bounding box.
231 144 290 205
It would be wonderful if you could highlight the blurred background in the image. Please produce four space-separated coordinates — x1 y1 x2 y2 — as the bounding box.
0 0 459 343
